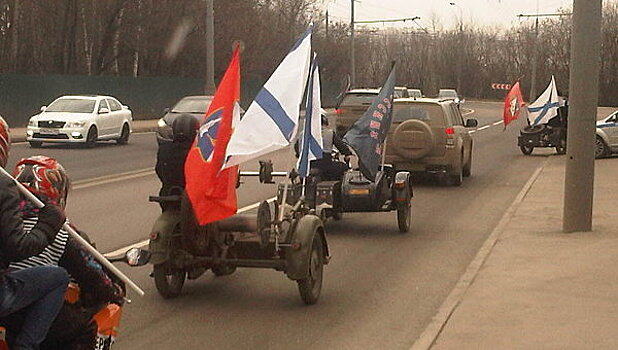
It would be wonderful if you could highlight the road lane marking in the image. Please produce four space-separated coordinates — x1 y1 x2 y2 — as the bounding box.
468 130 476 134
492 120 504 126
12 131 155 146
461 108 475 116
409 160 548 350
73 168 155 190
103 196 278 257
477 125 490 131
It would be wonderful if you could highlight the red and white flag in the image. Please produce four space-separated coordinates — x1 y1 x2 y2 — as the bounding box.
185 47 240 225
503 81 525 128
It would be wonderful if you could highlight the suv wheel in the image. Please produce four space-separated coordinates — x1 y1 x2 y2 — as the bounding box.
449 157 463 187
463 150 472 177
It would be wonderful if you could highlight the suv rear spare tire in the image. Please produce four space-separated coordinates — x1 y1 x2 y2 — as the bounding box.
392 119 435 159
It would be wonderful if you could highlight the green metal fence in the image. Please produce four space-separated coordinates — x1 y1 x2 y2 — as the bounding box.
0 74 341 127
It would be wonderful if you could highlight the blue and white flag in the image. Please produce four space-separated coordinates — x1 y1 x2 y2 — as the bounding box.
224 27 312 168
297 55 323 178
527 75 560 126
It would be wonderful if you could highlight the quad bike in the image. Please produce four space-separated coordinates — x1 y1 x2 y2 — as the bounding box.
148 161 329 305
304 154 413 233
0 248 150 350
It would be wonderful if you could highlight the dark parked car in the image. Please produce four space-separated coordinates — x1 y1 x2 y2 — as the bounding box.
156 95 213 143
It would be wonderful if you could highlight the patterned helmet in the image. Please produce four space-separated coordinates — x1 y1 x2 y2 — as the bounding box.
13 156 70 209
0 115 10 168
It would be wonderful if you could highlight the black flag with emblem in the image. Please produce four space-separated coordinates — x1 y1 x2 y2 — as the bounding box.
343 64 396 181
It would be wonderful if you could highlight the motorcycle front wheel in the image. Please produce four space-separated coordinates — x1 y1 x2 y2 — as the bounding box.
154 263 186 299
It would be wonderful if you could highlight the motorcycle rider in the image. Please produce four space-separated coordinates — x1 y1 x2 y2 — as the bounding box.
0 116 69 350
5 155 122 350
155 114 199 210
311 111 352 181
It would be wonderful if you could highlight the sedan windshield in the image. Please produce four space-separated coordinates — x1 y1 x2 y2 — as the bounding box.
46 99 96 113
172 98 212 113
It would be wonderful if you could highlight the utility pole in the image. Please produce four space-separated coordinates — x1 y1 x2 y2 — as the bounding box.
517 12 571 100
350 0 356 88
326 10 329 40
563 0 602 233
205 0 216 95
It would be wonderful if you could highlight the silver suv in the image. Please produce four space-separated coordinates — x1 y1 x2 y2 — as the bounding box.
385 98 477 186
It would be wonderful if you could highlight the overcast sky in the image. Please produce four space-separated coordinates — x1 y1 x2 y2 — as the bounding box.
326 0 576 30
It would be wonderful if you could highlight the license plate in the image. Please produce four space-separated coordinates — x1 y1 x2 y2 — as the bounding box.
40 128 59 135
348 188 370 195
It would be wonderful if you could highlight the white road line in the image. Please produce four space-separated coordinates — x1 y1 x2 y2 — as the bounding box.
103 196 278 257
492 120 504 126
409 161 547 350
468 130 476 134
461 108 475 116
73 168 155 190
11 131 155 145
477 125 490 131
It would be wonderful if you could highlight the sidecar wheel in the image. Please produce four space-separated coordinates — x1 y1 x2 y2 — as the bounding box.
297 234 324 305
397 199 411 233
520 145 534 155
153 263 186 299
211 265 237 276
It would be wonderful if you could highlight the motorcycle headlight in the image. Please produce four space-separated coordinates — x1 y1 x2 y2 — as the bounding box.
66 121 86 128
157 118 168 128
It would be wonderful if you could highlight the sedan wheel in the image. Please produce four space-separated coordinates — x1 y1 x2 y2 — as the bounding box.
85 127 98 148
595 136 609 158
116 124 130 145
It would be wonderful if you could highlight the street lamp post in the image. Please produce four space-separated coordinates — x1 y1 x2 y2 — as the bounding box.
449 2 463 93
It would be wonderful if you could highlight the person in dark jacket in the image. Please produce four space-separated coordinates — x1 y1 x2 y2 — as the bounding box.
4 156 122 350
0 116 69 350
311 112 352 181
155 114 199 210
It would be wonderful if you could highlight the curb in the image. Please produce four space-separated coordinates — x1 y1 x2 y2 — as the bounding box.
409 158 549 350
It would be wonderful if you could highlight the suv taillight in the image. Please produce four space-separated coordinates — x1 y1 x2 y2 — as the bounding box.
335 108 345 115
445 127 455 135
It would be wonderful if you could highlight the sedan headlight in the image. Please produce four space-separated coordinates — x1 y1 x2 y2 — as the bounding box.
65 121 86 128
28 119 36 127
157 118 168 128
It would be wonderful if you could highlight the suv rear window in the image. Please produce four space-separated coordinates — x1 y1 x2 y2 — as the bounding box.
393 103 445 126
341 93 378 106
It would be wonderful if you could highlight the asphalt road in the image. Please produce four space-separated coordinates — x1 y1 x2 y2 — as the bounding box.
6 102 549 349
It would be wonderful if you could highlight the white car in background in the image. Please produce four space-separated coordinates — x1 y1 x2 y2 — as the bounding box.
595 110 618 158
27 95 132 148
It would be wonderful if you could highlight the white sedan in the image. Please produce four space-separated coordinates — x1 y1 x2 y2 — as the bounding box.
595 110 618 158
27 95 133 148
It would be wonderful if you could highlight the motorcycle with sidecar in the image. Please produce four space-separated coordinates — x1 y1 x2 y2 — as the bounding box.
518 106 568 155
303 154 413 233
147 162 329 305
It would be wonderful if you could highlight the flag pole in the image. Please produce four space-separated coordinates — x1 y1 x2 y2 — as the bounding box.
0 167 146 296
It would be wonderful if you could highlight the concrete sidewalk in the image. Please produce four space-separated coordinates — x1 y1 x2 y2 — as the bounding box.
428 155 618 349
9 119 159 143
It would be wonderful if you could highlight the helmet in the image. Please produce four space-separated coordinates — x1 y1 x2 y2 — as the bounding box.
13 156 70 209
0 115 10 168
172 114 199 143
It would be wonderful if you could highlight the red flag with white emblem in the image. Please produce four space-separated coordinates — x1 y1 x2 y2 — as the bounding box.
185 47 240 225
503 81 525 128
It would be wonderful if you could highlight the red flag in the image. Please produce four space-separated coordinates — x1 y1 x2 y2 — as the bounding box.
503 81 525 127
185 47 240 225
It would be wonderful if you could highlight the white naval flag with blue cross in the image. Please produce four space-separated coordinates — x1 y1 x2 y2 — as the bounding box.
527 75 560 126
224 27 312 168
297 55 323 178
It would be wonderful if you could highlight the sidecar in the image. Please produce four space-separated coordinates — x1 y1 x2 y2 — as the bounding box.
305 164 413 233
